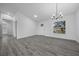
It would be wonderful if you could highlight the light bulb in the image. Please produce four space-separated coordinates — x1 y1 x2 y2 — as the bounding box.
34 14 38 18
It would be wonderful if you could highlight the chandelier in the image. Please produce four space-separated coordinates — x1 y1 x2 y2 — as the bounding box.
51 3 63 20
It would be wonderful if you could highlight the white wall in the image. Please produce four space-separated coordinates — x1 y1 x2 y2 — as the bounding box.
15 13 37 39
75 10 79 42
7 21 13 35
13 21 16 37
36 14 76 40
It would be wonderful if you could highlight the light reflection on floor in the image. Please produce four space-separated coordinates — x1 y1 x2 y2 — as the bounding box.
2 34 15 44
2 35 9 43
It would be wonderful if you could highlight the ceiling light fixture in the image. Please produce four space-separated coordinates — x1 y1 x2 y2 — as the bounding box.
34 14 38 18
51 3 63 20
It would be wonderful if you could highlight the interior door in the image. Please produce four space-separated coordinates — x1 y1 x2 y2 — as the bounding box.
0 23 2 38
2 22 8 35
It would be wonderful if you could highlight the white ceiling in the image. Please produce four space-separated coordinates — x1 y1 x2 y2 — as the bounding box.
0 3 79 21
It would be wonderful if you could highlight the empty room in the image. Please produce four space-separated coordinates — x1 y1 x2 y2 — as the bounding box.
0 3 79 56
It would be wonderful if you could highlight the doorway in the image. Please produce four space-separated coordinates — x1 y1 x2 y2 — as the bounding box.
0 14 17 43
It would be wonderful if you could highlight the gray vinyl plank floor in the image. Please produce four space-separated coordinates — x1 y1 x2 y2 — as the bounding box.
0 35 79 56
